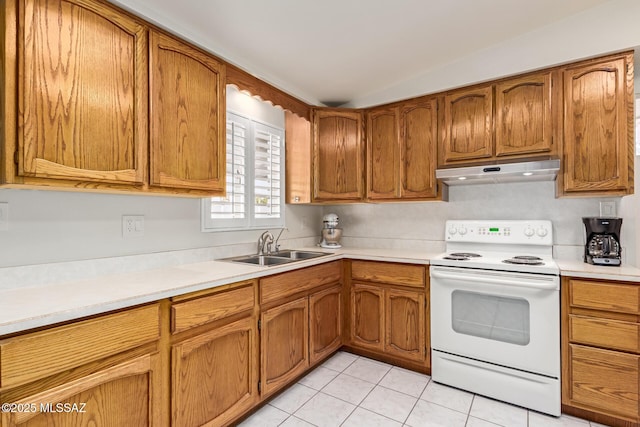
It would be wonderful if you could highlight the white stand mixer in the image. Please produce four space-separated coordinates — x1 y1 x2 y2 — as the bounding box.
320 213 343 249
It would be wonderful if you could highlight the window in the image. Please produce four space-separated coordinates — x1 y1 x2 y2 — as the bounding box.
202 111 285 231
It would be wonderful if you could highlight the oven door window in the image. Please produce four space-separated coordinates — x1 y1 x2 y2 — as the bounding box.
451 290 530 345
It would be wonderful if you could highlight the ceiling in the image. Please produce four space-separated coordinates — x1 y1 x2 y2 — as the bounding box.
113 0 617 107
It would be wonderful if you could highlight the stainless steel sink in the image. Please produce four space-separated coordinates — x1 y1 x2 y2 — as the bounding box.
269 250 328 260
220 250 329 266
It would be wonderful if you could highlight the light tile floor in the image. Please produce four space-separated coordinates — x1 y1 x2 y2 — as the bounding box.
240 351 607 427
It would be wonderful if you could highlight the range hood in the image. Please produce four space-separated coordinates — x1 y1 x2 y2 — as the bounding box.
436 159 560 186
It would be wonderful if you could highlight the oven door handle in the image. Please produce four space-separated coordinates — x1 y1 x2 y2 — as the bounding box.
430 270 558 290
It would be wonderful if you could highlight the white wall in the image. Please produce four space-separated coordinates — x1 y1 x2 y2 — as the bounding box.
346 0 640 108
325 182 637 265
0 87 322 268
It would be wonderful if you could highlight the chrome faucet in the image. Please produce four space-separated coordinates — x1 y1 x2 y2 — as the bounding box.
257 231 274 255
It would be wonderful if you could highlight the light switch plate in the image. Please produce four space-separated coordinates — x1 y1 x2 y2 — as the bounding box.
599 201 616 217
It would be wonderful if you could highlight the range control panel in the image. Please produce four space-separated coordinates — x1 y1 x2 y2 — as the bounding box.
445 220 553 245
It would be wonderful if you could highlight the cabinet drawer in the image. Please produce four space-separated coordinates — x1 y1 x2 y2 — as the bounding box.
569 315 639 353
172 282 255 334
260 261 341 306
570 279 640 314
568 344 640 419
351 261 424 288
0 304 160 388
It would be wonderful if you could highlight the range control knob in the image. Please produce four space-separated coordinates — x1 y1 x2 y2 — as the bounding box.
448 226 457 235
536 227 548 237
458 226 468 235
524 226 535 237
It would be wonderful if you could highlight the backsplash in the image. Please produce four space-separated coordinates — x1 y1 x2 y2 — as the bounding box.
324 180 638 265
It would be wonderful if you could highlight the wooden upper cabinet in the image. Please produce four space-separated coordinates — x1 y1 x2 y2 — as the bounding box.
440 85 493 165
149 31 226 192
285 111 312 204
366 97 438 201
18 0 147 184
400 98 438 198
367 107 399 199
495 71 554 157
312 109 364 201
561 54 634 195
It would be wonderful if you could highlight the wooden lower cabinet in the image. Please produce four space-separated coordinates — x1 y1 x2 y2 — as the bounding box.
1 353 162 427
385 288 426 363
351 283 384 352
309 285 342 365
566 344 639 421
562 276 640 426
171 316 258 427
260 297 309 398
349 261 429 368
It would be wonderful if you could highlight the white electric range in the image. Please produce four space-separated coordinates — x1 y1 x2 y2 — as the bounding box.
430 220 560 416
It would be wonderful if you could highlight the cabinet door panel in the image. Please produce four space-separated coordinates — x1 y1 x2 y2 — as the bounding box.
19 0 147 184
150 31 226 192
309 285 342 364
172 316 258 427
441 85 493 164
563 57 631 193
567 344 639 420
261 298 309 397
367 107 399 199
350 283 384 351
401 98 437 198
385 289 426 362
1 354 161 427
313 110 364 200
495 72 553 157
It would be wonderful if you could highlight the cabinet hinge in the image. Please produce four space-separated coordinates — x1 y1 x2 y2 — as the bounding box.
13 150 18 165
257 319 261 331
258 381 261 393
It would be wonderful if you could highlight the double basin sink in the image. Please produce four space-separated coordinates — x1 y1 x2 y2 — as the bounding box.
222 250 330 266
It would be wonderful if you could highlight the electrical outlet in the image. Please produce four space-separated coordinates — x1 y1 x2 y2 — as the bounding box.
122 215 144 238
0 202 8 231
599 201 616 217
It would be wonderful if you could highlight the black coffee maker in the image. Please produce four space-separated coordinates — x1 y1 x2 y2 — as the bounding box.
582 217 622 266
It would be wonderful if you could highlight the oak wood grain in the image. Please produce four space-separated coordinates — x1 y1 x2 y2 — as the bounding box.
260 297 309 398
569 279 640 314
171 316 258 427
367 106 399 199
570 314 639 353
385 288 426 363
312 109 364 201
562 55 632 194
2 353 161 426
0 304 160 388
18 0 147 184
309 285 342 365
350 282 384 351
441 84 493 164
260 261 342 306
400 97 438 199
495 71 554 157
285 111 312 204
171 283 254 334
351 261 425 288
568 344 639 420
149 30 226 193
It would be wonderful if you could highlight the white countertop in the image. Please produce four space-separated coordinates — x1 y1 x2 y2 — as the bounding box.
1 247 638 337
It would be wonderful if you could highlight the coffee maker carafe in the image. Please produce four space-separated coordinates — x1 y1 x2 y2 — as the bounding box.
582 217 622 266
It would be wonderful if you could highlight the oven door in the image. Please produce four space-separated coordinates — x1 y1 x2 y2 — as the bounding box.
430 265 559 377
